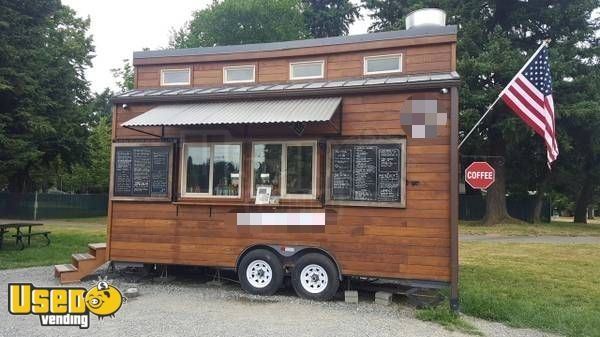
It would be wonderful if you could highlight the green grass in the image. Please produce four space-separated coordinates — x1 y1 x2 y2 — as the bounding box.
417 305 482 335
460 220 600 236
0 218 106 270
460 242 600 337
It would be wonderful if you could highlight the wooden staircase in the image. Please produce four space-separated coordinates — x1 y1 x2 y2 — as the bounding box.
54 243 107 284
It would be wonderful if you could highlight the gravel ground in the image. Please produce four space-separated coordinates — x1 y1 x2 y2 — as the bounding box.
0 266 559 337
461 234 600 244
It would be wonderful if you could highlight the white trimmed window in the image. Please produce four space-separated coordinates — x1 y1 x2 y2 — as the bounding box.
181 143 242 197
289 60 324 80
364 54 402 75
223 65 255 84
160 68 191 86
252 141 317 199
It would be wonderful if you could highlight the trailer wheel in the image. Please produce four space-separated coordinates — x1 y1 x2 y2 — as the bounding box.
292 253 339 300
238 249 283 296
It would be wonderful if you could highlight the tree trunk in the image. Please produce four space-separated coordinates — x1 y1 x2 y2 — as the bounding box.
532 174 550 223
574 174 593 223
481 119 510 226
7 172 28 193
482 155 510 225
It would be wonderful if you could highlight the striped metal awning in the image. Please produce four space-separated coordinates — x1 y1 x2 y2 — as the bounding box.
121 97 341 127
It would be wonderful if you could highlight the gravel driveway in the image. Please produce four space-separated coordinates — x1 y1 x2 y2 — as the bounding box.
0 266 558 337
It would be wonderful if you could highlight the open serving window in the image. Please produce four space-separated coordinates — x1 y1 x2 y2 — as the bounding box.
326 138 406 208
110 142 174 201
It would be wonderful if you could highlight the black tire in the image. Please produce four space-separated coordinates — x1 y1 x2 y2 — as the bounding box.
238 249 284 296
292 253 340 301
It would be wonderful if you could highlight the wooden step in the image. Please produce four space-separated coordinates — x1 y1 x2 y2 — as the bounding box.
54 242 108 284
54 264 78 282
54 263 76 275
72 253 95 261
88 243 106 250
71 253 96 270
88 242 107 262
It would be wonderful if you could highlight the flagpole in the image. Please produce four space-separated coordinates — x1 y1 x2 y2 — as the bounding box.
458 95 503 149
457 40 550 150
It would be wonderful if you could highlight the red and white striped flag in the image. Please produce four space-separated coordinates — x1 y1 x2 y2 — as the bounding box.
500 43 558 166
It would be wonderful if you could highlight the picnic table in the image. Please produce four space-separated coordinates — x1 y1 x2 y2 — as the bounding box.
0 223 51 250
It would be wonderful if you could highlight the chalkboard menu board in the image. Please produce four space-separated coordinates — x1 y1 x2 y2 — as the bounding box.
328 140 405 207
113 144 172 199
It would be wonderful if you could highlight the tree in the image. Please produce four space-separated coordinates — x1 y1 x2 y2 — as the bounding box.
111 59 134 93
364 0 599 224
88 88 114 123
170 0 307 48
0 0 94 192
302 0 360 38
62 116 112 193
550 63 600 223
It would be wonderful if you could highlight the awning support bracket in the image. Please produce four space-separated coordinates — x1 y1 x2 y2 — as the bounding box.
123 125 164 139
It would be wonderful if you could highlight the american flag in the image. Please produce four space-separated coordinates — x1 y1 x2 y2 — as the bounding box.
500 44 558 166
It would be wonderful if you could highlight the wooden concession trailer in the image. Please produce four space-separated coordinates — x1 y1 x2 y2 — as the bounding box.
106 23 459 307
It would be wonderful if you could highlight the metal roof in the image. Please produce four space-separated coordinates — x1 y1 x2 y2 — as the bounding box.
121 97 342 127
113 72 460 104
134 26 457 60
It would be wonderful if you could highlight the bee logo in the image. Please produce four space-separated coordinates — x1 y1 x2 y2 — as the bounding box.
85 281 125 318
8 279 126 328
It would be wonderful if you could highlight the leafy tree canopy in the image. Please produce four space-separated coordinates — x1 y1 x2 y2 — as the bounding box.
302 0 360 38
170 0 307 48
364 0 599 223
111 59 135 93
0 0 95 192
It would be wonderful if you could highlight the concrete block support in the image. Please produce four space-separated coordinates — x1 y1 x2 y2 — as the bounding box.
375 291 393 305
345 290 359 303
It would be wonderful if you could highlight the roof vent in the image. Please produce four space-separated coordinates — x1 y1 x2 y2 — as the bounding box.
405 8 446 29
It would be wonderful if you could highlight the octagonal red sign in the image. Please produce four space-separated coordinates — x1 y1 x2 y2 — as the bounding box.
465 162 495 190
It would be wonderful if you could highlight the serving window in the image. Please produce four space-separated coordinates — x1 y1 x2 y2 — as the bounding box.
326 138 406 208
252 141 317 199
181 143 242 198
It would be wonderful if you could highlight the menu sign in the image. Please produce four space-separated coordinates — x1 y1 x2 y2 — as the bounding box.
330 142 402 204
113 145 171 198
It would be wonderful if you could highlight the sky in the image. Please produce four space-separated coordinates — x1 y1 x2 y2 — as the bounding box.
62 0 374 94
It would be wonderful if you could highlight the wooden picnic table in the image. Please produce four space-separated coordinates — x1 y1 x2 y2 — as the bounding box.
0 223 50 250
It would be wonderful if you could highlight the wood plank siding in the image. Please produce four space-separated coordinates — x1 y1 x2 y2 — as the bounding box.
135 43 454 89
110 89 453 282
110 28 457 284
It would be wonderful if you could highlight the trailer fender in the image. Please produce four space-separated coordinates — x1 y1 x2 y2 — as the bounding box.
236 244 343 281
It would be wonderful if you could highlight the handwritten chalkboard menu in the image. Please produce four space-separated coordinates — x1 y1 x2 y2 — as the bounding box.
329 141 404 206
113 144 171 199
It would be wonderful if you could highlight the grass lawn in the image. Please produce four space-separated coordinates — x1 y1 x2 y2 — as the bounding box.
460 220 600 236
460 242 600 337
0 217 107 270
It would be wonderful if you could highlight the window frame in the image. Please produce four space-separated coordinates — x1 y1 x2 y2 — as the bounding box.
289 60 325 80
223 65 256 84
363 54 403 75
251 140 318 200
180 142 243 198
160 68 191 86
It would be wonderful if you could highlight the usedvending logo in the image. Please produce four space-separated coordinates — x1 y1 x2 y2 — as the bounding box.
8 279 125 329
